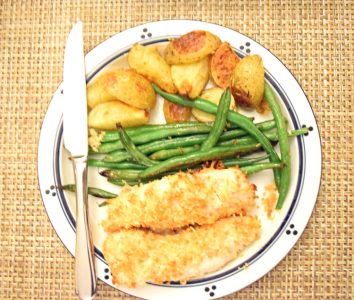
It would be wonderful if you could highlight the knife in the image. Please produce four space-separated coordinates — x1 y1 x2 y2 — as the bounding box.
63 21 97 300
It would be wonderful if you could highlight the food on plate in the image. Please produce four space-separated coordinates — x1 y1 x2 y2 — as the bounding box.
103 216 261 287
152 84 281 188
170 56 210 99
210 42 240 88
86 69 156 110
261 182 278 218
163 100 192 123
58 28 313 289
165 30 221 64
88 101 149 130
200 89 231 151
263 83 290 209
231 54 265 109
192 87 236 122
128 44 177 93
103 167 256 232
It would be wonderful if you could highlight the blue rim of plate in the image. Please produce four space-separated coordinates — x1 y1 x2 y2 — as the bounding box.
51 38 306 287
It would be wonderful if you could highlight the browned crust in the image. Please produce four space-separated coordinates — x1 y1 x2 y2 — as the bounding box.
210 42 240 88
171 30 206 54
163 100 192 123
103 167 257 232
231 85 253 107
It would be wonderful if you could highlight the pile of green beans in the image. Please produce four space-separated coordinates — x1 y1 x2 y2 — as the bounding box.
92 119 277 155
148 127 307 161
151 84 282 186
63 84 309 210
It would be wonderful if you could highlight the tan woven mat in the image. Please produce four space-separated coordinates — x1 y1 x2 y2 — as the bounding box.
1 0 353 299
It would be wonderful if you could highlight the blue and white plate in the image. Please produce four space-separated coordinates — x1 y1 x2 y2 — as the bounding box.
38 20 321 300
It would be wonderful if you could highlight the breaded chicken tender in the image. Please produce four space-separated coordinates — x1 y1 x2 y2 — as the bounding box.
103 216 261 287
103 167 256 232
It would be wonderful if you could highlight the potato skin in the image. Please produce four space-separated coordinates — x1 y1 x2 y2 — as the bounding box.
171 56 210 99
192 87 236 123
231 55 264 109
87 69 156 110
88 101 149 130
163 100 192 123
210 42 240 88
165 30 221 64
128 44 177 93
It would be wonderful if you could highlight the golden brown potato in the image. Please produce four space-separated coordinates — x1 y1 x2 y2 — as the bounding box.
87 69 156 110
88 101 149 130
86 75 115 108
210 42 240 88
231 55 265 109
192 87 236 123
165 30 221 65
163 100 192 123
128 44 177 93
170 56 210 99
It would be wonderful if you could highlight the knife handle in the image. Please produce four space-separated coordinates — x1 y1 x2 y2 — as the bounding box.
72 156 97 300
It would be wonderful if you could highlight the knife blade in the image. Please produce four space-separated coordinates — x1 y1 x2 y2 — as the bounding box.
63 21 97 300
63 21 88 156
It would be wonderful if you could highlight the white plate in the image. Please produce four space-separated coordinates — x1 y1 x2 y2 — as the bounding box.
38 20 322 300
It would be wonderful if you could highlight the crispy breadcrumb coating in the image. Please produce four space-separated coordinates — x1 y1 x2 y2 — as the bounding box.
88 128 104 152
103 167 256 232
262 182 278 219
103 216 261 287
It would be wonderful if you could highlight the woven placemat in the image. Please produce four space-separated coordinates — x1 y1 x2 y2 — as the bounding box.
0 0 353 299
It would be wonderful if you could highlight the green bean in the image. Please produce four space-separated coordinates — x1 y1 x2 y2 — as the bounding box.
88 159 145 170
104 134 208 162
139 143 261 179
102 150 131 163
101 122 213 143
222 155 269 167
100 169 143 180
201 89 231 150
107 177 142 186
152 83 282 186
60 184 117 199
264 83 291 209
117 124 157 167
150 146 200 160
97 124 212 153
241 162 284 175
98 159 280 190
289 127 309 137
149 139 260 161
103 120 276 163
219 128 309 146
217 120 276 142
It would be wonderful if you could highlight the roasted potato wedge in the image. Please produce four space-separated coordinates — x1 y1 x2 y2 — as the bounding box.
163 100 192 123
231 55 265 109
165 30 221 64
87 69 156 110
88 101 149 130
171 56 210 99
210 42 240 88
192 87 236 123
128 44 177 93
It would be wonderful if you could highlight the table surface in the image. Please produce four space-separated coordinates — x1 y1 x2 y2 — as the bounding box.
0 0 353 299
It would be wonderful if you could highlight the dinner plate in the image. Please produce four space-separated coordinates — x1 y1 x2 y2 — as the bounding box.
38 20 321 299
